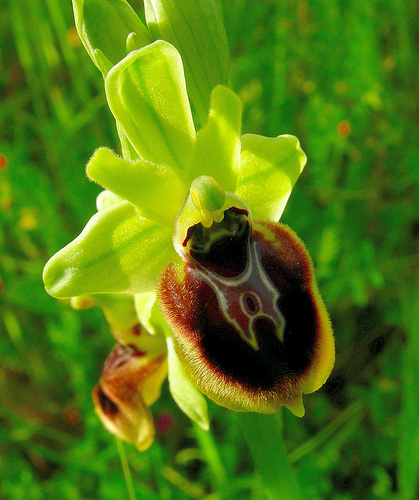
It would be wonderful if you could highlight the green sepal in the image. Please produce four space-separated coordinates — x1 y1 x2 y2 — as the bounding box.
96 190 124 211
87 147 189 226
105 40 196 169
92 293 139 331
72 0 152 75
235 134 307 221
144 0 229 126
186 86 241 192
166 336 210 431
134 292 158 335
43 201 174 298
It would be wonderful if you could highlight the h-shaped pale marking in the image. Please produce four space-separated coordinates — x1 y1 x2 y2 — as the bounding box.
193 240 286 350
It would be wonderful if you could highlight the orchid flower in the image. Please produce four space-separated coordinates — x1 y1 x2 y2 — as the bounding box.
43 0 334 451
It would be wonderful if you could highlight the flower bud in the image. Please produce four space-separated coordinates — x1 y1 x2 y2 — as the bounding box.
73 0 152 74
144 0 229 125
93 342 167 451
158 207 334 416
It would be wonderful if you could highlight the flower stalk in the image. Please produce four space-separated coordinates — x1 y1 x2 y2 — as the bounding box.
240 412 303 499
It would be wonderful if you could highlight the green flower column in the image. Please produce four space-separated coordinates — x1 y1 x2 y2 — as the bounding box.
44 0 335 497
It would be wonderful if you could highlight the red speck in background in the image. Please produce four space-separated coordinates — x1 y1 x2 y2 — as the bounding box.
338 120 351 137
0 282 3 293
67 27 81 48
63 408 82 426
0 154 8 169
155 411 175 435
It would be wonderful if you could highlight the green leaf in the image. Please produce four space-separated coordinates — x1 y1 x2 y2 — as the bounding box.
73 0 152 74
43 201 174 298
166 336 209 430
87 147 189 226
186 86 241 192
235 134 307 221
144 0 229 125
105 40 196 169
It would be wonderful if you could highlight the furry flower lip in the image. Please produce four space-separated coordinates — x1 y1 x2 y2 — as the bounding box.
159 203 334 417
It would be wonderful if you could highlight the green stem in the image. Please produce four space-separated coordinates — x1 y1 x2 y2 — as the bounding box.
116 438 137 500
193 422 227 488
239 411 303 500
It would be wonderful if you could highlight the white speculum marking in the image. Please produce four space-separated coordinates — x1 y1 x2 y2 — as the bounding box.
195 240 286 351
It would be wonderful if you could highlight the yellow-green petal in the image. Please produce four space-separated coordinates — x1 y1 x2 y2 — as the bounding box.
235 134 307 221
43 201 174 298
186 86 241 192
105 40 196 169
87 147 189 226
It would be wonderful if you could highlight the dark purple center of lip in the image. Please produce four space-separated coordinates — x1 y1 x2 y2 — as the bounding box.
194 275 316 389
186 207 250 278
186 222 317 389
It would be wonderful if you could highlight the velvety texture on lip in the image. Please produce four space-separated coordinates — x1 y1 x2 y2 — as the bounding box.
159 212 334 416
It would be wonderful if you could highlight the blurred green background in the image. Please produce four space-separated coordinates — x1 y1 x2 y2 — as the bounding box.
1 0 418 498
